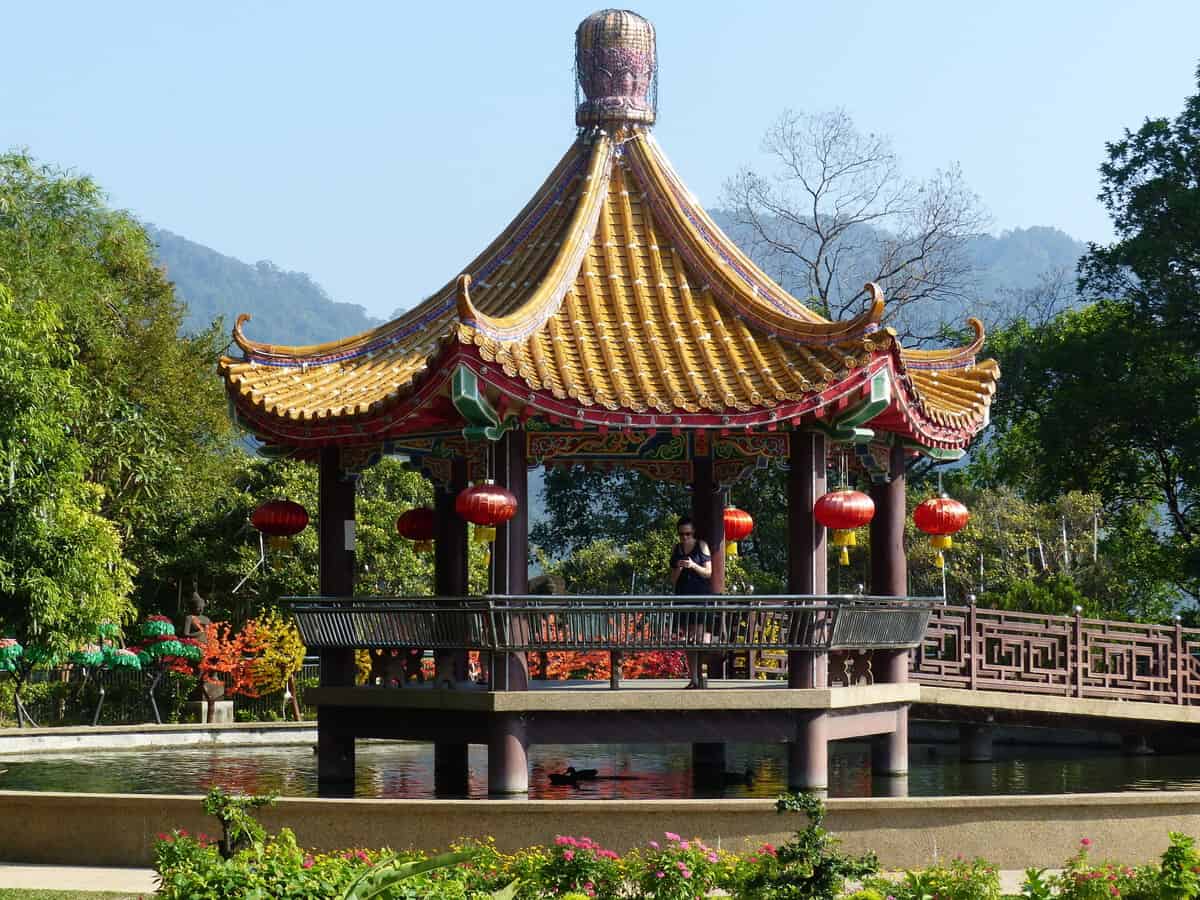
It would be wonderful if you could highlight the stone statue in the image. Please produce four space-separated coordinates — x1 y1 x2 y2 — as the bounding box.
182 590 212 644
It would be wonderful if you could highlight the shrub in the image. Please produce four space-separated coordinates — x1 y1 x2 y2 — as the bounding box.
536 835 622 898
1049 837 1160 900
870 856 1001 900
624 831 734 899
732 792 879 899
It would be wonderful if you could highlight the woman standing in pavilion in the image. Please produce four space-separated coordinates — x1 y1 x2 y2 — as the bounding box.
669 517 713 686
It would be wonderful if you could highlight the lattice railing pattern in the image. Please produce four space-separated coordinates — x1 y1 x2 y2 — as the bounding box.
912 604 1200 704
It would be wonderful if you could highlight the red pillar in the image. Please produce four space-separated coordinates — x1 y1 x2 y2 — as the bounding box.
317 446 356 787
787 430 828 688
434 456 470 795
868 444 909 778
492 430 529 690
690 453 725 594
869 445 907 597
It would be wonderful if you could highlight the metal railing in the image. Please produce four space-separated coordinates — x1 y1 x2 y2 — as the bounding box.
289 594 935 654
913 603 1200 705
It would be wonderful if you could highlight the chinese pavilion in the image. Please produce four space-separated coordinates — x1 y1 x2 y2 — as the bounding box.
219 9 998 796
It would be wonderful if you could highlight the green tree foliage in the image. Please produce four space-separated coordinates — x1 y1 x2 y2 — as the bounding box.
0 272 133 650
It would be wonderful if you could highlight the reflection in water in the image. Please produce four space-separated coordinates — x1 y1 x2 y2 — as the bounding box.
3 741 1200 799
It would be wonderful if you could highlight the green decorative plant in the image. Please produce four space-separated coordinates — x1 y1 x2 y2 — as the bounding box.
733 792 879 899
202 786 276 859
871 856 1001 900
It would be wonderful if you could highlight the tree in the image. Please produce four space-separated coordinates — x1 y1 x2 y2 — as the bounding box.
1079 64 1200 341
720 108 987 341
0 151 240 619
0 278 134 653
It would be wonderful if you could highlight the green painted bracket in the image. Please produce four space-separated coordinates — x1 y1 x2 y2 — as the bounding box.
900 439 965 462
817 369 892 444
452 365 518 442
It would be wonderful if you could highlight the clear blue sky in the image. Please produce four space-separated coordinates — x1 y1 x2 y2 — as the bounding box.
4 1 1198 319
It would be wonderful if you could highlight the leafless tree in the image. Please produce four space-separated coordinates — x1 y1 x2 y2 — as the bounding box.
720 108 989 344
978 265 1078 332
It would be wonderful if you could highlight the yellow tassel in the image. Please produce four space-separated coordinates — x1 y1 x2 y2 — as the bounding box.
484 549 491 567
932 534 953 550
474 526 496 544
415 540 433 553
267 535 292 552
832 530 857 548
935 551 945 568
839 546 850 566
727 541 738 556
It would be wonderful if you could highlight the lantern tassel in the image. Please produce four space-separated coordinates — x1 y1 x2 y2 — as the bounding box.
727 541 738 557
838 547 850 566
932 535 953 550
935 551 946 569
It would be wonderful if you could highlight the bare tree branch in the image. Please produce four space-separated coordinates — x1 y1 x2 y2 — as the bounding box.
720 108 989 344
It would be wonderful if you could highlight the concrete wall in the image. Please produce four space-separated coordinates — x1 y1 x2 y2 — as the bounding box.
0 722 314 755
3 790 1199 869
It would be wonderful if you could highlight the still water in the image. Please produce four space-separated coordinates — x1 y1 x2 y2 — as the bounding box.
2 741 1198 799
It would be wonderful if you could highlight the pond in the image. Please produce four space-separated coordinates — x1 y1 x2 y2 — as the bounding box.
2 740 1198 799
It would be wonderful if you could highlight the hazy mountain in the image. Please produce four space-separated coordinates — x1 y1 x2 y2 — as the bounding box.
150 220 1083 348
148 225 381 345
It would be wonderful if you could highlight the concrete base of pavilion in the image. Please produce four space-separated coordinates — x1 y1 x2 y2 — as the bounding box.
308 680 917 795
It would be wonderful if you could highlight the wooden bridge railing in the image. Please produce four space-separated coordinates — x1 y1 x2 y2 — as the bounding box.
913 603 1200 705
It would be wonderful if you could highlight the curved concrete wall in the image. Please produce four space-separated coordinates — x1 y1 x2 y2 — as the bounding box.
1 790 1198 869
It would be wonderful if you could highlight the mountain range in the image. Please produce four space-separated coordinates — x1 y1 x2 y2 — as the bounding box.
149 222 1085 347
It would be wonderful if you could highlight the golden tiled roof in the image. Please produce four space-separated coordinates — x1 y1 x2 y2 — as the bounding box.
220 129 998 451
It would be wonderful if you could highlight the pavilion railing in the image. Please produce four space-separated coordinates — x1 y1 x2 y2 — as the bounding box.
288 594 935 654
913 602 1200 705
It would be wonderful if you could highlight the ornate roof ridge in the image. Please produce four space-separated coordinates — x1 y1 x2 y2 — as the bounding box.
897 318 987 370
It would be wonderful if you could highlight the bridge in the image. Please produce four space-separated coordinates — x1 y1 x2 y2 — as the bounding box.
294 594 1200 794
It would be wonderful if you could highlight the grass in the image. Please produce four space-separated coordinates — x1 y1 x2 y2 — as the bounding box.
0 892 143 899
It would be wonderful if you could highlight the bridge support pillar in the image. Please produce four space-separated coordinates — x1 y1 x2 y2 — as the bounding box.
488 715 529 795
788 711 828 793
871 714 908 776
692 742 727 787
788 430 828 688
435 743 471 796
959 723 995 762
317 449 358 793
434 457 471 786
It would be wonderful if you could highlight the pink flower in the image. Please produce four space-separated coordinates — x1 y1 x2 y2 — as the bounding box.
302 855 314 869
680 840 690 850
681 868 691 878
562 849 575 861
656 871 665 878
649 840 660 849
1081 838 1093 847
665 831 680 842
707 852 719 863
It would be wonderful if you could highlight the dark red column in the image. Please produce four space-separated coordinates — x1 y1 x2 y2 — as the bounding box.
869 444 909 779
317 446 357 788
492 430 529 691
787 430 829 793
787 429 828 688
869 445 908 597
690 453 725 594
434 456 471 795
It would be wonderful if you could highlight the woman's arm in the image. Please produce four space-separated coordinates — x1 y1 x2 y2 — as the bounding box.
691 542 713 579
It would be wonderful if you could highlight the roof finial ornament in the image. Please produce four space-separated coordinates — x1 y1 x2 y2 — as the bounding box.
575 9 657 129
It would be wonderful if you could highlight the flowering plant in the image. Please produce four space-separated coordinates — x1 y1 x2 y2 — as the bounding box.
626 831 734 899
539 835 623 897
1048 838 1159 900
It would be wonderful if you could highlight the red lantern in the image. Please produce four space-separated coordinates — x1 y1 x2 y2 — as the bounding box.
813 489 875 566
913 496 969 568
396 507 436 553
456 480 518 544
250 499 309 551
724 506 754 556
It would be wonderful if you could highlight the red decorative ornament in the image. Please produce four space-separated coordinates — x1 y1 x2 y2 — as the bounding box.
813 490 875 566
250 499 309 551
913 496 970 568
396 507 436 553
455 480 518 544
723 506 754 556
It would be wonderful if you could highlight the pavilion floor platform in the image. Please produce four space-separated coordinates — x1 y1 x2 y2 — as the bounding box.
310 680 914 793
